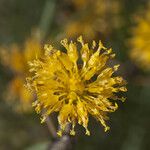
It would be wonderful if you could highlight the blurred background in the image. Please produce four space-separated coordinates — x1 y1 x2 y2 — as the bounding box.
0 0 150 149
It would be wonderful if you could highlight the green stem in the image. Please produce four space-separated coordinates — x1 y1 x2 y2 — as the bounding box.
38 0 56 41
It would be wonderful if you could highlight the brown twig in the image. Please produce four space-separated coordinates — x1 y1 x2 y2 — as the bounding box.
45 117 58 139
46 124 72 150
48 135 72 150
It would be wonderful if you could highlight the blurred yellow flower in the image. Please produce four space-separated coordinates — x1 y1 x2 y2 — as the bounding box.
64 0 121 39
0 37 42 112
129 6 150 70
70 0 86 8
27 36 127 136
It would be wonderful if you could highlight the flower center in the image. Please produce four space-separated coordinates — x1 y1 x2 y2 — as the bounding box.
69 76 84 95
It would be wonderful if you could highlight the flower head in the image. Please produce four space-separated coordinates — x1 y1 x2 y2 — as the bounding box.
129 4 150 71
64 0 121 39
0 36 42 112
27 36 127 136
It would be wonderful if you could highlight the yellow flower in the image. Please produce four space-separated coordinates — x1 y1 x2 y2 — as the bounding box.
0 37 42 112
6 77 33 111
129 5 150 70
70 0 86 8
27 36 127 136
64 0 121 39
